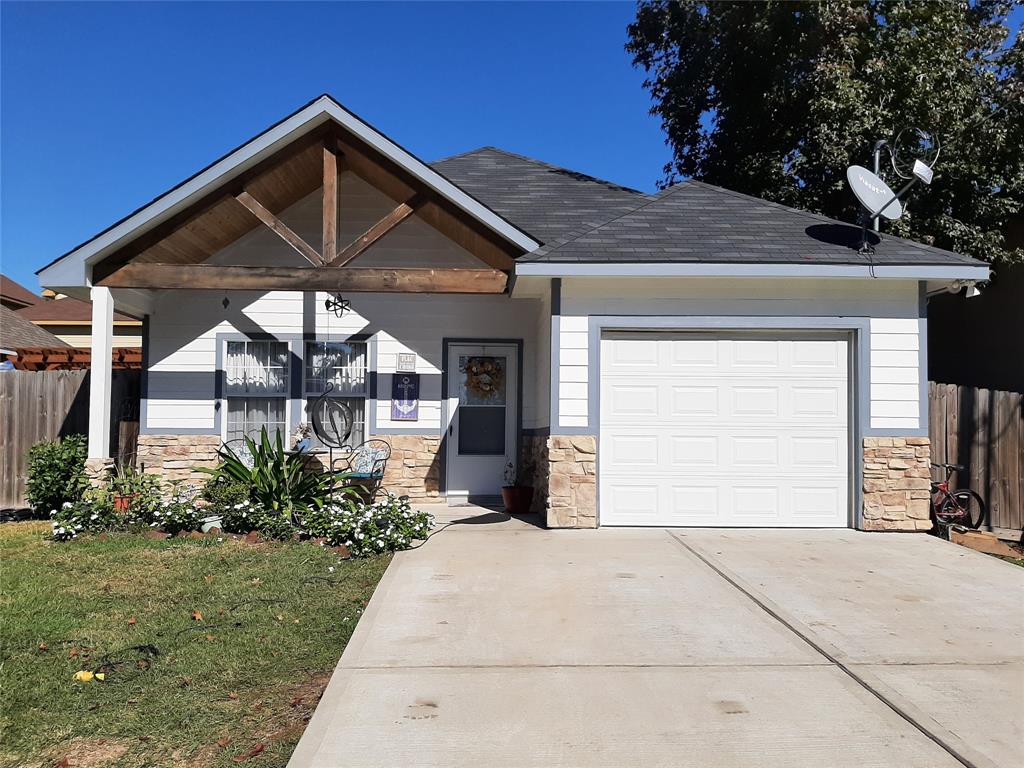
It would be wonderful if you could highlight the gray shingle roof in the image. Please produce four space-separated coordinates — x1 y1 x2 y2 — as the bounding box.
0 306 68 351
432 149 982 267
431 147 648 246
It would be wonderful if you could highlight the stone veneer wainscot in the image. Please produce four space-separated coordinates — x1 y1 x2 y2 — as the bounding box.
546 435 597 529
862 436 933 531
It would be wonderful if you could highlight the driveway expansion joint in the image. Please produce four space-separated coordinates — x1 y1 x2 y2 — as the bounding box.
667 530 981 768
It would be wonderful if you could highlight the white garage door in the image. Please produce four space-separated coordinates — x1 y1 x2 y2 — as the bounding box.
599 333 849 527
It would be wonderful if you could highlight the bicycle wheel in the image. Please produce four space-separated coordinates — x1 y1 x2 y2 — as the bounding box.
939 489 986 529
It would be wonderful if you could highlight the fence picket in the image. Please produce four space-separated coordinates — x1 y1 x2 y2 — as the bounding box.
930 381 1022 537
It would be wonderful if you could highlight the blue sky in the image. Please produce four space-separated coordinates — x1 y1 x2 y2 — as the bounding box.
1 1 667 292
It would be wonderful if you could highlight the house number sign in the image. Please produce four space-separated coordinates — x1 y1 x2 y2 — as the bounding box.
391 373 420 421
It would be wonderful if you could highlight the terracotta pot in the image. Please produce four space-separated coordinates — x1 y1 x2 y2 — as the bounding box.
113 494 134 513
501 485 534 515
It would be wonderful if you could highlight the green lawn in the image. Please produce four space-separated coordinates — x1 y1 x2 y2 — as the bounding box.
0 522 390 767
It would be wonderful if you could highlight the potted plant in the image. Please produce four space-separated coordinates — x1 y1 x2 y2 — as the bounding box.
108 463 138 513
501 462 534 515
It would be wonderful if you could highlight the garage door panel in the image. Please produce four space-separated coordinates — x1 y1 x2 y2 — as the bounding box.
671 386 718 416
670 435 719 467
606 435 659 467
600 334 849 527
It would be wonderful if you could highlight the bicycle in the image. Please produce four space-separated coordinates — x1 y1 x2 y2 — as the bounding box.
930 462 986 529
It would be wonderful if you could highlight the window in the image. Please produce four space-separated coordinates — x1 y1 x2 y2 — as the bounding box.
224 340 290 444
304 340 368 448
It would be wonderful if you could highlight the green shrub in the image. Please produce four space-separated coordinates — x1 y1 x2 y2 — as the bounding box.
148 483 203 535
201 476 249 515
305 493 432 556
25 436 89 516
50 490 118 541
201 428 328 520
220 499 294 540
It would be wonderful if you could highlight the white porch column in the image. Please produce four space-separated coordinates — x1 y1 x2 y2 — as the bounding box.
88 285 114 458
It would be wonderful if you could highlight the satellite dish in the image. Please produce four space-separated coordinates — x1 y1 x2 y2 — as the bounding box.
891 128 940 181
846 165 903 220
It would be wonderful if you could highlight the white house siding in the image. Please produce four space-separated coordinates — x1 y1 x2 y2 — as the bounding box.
144 180 542 436
556 277 923 433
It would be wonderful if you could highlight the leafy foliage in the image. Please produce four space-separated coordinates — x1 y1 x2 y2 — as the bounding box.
25 435 89 516
201 476 250 517
627 0 1023 263
50 490 118 541
148 483 203 535
304 493 433 556
202 427 330 520
107 463 163 522
220 499 296 540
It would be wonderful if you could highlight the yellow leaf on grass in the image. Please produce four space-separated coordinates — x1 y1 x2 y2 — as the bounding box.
73 670 94 682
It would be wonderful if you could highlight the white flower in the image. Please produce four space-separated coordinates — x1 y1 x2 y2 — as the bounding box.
327 566 335 573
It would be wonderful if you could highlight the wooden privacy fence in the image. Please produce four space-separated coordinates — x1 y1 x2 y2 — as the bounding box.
0 369 140 510
929 382 1023 538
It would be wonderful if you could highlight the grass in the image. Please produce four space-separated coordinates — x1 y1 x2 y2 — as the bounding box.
0 522 391 767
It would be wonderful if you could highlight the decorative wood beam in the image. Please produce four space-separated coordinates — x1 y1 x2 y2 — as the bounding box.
330 194 425 268
97 264 508 294
323 142 339 263
335 136 518 271
90 126 332 284
235 190 324 267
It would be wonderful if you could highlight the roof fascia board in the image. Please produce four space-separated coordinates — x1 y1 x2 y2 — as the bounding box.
514 262 991 281
42 107 335 288
40 97 539 289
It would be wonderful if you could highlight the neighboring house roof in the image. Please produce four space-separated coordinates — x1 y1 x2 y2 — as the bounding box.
431 147 647 245
16 297 139 324
0 305 69 351
0 275 40 310
517 180 983 267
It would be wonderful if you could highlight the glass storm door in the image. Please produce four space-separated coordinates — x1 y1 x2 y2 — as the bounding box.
445 343 518 504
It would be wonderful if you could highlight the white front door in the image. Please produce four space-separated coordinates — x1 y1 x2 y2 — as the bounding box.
600 332 850 527
445 343 518 504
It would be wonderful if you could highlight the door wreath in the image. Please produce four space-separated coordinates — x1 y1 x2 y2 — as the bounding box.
462 356 505 402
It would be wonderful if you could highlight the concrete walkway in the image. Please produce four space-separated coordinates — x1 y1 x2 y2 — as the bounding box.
289 515 1024 768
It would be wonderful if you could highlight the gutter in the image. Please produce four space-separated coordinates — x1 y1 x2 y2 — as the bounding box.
514 262 992 281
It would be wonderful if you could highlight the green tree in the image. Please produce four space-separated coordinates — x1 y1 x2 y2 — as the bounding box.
627 0 1023 263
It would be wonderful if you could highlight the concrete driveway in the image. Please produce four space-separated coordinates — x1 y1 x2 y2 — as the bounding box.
289 515 1024 768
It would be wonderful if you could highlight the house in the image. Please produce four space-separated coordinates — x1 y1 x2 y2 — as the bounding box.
36 95 991 531
928 254 1023 394
0 305 68 357
15 293 143 349
1 275 40 311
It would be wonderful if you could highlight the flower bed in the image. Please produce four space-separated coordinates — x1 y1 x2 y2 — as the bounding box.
34 430 432 556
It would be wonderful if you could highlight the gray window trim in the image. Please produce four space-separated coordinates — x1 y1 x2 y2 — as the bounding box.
141 331 377 438
548 278 561 435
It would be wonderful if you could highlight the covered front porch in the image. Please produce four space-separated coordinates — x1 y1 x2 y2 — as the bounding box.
41 97 552 508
